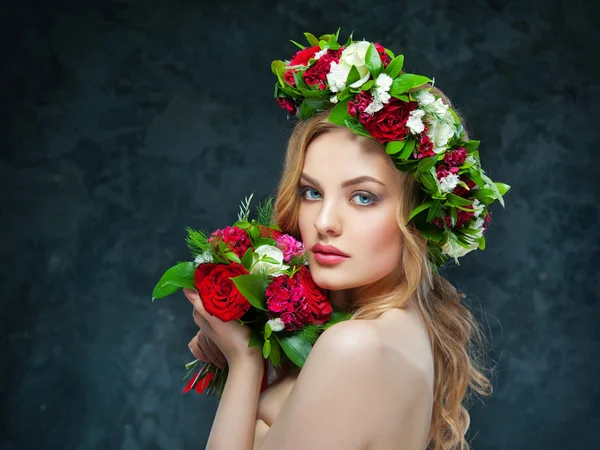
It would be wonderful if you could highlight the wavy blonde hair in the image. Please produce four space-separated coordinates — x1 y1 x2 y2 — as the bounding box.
271 86 493 450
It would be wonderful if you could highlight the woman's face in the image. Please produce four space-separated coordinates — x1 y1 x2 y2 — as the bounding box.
298 127 404 291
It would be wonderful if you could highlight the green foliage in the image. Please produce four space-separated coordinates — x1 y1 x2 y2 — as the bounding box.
231 274 268 310
152 261 196 301
237 193 254 222
185 227 210 257
255 196 276 226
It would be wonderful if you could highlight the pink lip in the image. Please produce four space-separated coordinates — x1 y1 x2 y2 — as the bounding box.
313 252 349 265
311 243 349 257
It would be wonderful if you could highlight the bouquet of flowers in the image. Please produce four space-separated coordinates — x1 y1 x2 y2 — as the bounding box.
152 194 350 398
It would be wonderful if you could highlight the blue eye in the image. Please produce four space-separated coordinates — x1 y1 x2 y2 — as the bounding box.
300 187 322 200
352 193 376 206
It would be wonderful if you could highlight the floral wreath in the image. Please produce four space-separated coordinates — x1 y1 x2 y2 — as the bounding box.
272 29 510 268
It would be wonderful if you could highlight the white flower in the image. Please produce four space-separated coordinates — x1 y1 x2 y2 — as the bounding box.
250 245 289 276
330 95 338 104
414 90 436 105
194 251 214 266
313 49 328 60
438 173 460 193
426 117 456 153
407 109 426 134
326 41 372 92
364 73 393 115
472 199 485 218
441 237 479 259
267 318 285 332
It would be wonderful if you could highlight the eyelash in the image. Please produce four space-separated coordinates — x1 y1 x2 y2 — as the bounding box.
297 185 379 207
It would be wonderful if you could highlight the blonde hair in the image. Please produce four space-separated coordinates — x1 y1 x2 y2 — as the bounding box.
271 86 493 450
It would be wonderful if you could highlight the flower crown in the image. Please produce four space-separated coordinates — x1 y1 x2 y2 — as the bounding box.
272 29 510 268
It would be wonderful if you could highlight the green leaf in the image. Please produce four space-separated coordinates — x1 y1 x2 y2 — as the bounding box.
248 329 263 349
463 140 480 153
289 39 305 50
426 200 442 222
299 98 316 120
260 256 280 265
420 170 439 193
230 274 268 310
398 139 416 159
303 96 331 110
360 80 375 91
345 65 360 87
275 333 313 368
263 339 272 359
268 338 281 367
390 73 432 96
152 261 196 301
417 157 436 172
418 225 444 241
385 55 404 78
241 248 253 271
304 32 319 47
253 237 277 248
365 43 382 78
450 207 457 227
494 182 511 196
386 140 406 155
477 235 486 251
225 252 241 263
344 118 371 137
326 34 341 50
327 98 352 126
271 60 286 86
445 193 475 207
406 201 433 223
337 87 352 101
265 322 273 339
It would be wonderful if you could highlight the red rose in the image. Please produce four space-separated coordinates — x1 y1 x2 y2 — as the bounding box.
360 98 420 144
294 266 331 324
284 45 320 87
194 263 251 321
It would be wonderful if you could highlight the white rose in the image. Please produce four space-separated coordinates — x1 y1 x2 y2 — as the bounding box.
414 90 436 105
250 245 289 276
326 41 372 92
407 109 426 134
441 238 479 259
426 116 456 153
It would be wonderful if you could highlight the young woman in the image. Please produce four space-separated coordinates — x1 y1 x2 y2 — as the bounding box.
185 32 507 450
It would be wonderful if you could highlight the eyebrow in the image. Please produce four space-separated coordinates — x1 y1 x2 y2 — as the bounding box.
300 173 385 189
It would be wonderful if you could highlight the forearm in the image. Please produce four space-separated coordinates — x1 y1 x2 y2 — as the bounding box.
205 357 264 450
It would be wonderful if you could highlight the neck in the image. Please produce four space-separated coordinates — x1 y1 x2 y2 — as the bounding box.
328 268 404 314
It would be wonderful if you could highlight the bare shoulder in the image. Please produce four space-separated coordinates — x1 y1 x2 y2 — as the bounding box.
260 316 434 450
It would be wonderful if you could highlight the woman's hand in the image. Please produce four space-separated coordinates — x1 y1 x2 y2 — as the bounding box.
183 288 263 368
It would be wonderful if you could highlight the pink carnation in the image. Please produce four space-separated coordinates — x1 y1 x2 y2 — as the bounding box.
208 226 252 259
265 274 314 331
276 234 305 261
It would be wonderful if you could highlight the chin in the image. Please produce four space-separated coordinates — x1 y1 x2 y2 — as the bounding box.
309 264 365 291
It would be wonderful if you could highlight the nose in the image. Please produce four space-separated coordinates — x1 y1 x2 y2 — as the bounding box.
314 199 342 236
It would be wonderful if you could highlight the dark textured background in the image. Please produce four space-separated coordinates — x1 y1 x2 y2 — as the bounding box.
1 0 598 449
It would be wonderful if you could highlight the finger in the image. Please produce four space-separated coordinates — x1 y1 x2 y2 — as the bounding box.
204 334 227 368
188 335 208 362
196 330 226 369
184 288 219 327
193 306 211 331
